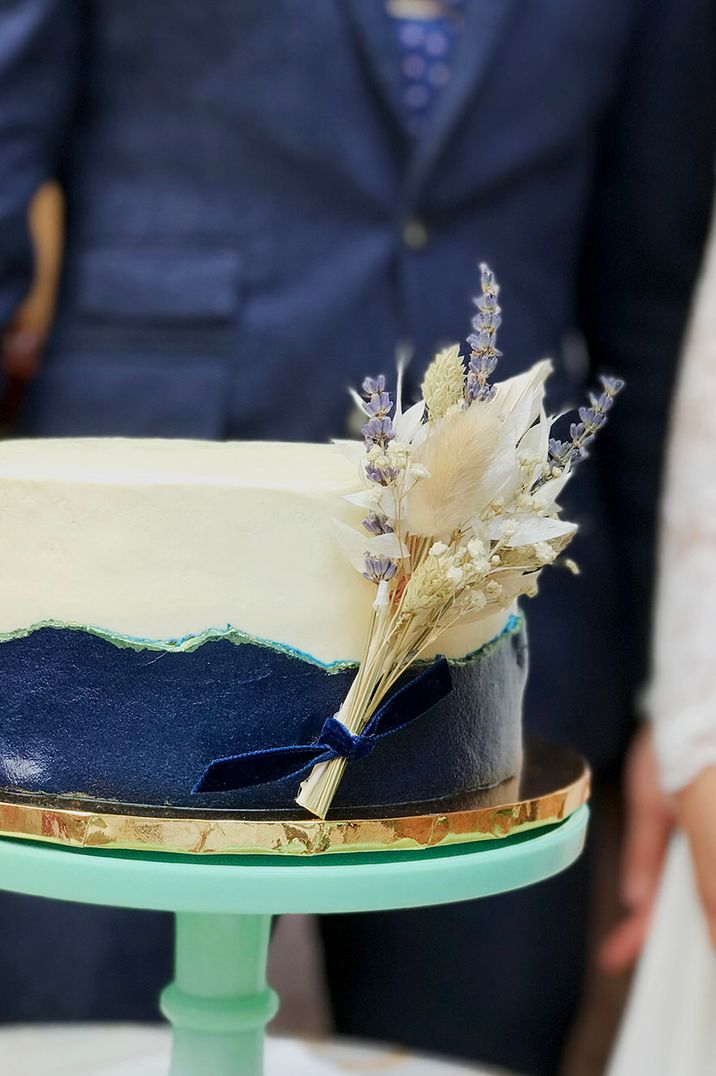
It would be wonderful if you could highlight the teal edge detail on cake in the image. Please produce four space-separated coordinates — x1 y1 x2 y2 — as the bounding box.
0 611 523 673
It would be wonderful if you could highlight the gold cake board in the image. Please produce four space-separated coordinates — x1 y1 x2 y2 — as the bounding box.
0 738 588 857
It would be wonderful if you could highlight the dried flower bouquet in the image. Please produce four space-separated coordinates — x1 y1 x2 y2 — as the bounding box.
296 265 622 818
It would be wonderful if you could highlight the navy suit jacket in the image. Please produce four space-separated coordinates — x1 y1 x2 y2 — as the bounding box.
0 0 714 774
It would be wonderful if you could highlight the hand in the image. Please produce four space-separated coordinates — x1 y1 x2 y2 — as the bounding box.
1 316 44 379
1 181 64 384
599 726 675 973
676 765 716 948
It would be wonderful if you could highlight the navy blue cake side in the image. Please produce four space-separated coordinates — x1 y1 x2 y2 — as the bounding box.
0 621 527 811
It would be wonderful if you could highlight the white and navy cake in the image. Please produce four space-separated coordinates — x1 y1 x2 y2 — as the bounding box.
0 266 620 819
0 438 526 813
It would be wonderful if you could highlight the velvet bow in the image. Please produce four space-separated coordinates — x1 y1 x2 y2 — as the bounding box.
192 657 452 796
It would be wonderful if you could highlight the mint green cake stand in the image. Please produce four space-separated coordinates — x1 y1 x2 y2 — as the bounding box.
0 805 588 1076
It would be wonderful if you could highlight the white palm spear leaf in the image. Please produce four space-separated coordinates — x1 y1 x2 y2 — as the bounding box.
493 360 552 428
393 399 425 443
332 519 404 573
452 571 538 625
532 467 573 511
332 439 365 470
487 514 577 546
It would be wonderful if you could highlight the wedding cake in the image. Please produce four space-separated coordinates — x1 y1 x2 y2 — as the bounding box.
0 437 526 813
0 265 619 819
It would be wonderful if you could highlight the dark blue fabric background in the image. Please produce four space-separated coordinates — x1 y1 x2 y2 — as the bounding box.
0 625 526 810
0 2 713 1071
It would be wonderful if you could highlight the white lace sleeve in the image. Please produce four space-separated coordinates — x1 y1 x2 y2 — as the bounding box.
650 206 716 793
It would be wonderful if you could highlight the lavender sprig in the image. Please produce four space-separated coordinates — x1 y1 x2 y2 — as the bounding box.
361 374 399 484
547 376 625 473
361 376 394 446
465 264 502 404
362 553 398 583
365 461 399 485
362 510 394 536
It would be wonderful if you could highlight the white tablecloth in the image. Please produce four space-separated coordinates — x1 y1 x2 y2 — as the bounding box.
0 1025 500 1075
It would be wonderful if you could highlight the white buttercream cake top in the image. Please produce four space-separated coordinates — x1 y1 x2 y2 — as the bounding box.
0 438 508 663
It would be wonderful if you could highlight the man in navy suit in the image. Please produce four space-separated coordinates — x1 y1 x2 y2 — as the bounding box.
0 2 714 1072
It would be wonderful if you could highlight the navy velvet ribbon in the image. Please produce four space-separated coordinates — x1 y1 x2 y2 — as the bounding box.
192 657 452 795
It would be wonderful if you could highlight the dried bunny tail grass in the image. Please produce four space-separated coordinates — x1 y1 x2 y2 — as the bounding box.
422 344 466 421
406 401 513 539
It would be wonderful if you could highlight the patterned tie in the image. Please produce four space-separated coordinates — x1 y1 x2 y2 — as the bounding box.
387 0 465 136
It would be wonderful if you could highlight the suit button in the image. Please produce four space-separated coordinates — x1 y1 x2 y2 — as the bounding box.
402 216 429 250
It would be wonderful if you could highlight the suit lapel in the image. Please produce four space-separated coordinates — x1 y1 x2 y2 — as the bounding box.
343 0 410 135
404 0 517 201
344 0 517 199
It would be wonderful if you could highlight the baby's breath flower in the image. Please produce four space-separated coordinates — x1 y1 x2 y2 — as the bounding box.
429 541 449 557
533 541 557 565
422 344 466 421
514 491 535 511
385 440 411 473
450 586 487 621
499 521 518 542
467 537 490 575
411 463 431 479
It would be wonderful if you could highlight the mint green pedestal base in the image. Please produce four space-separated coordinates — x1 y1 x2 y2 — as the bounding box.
0 805 588 1076
160 914 277 1076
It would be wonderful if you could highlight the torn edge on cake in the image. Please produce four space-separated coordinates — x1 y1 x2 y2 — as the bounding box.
0 611 523 672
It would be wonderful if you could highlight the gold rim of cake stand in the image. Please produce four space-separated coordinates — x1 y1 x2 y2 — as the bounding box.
0 739 589 857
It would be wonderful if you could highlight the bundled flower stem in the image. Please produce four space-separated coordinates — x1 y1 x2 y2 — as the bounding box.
296 265 623 818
